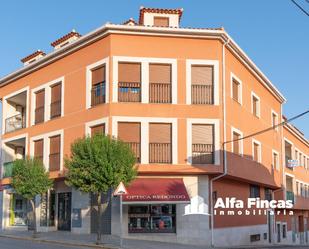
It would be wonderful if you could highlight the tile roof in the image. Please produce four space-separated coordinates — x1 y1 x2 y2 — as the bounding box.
123 18 138 25
20 50 46 63
51 30 81 47
139 6 183 25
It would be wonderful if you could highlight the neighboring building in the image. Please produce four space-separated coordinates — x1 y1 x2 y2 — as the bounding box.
0 6 308 247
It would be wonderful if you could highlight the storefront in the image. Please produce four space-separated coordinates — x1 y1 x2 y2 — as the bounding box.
9 193 29 227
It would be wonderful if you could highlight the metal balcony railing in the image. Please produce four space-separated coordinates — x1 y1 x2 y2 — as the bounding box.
149 143 172 164
49 153 60 172
126 142 141 163
192 143 214 164
286 191 295 204
191 84 213 104
91 83 106 106
285 155 292 168
118 82 141 102
50 100 61 119
149 82 171 103
5 114 26 133
2 161 13 178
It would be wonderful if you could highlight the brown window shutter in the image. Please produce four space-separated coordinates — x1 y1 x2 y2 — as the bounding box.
50 135 60 154
51 83 61 102
149 123 171 143
232 79 239 101
118 63 141 83
149 64 171 84
233 132 240 154
118 122 141 142
192 124 214 144
49 135 60 171
153 17 169 27
36 90 45 107
252 96 258 116
191 65 213 85
34 139 44 159
92 65 105 85
273 153 278 168
253 143 259 161
91 124 105 136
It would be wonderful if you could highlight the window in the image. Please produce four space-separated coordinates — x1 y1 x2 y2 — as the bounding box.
265 188 272 201
232 129 242 155
91 65 106 106
118 62 141 102
153 16 169 27
252 139 261 163
284 140 292 167
296 182 299 195
49 135 60 171
149 64 171 103
34 139 44 162
50 83 61 119
35 90 45 124
272 151 279 170
118 122 141 163
191 65 214 104
91 124 105 136
271 110 278 130
251 92 260 117
128 204 176 233
192 124 214 164
250 185 260 198
231 76 241 104
282 224 287 238
149 123 172 163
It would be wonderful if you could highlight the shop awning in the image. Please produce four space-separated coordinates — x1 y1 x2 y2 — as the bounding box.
122 178 190 204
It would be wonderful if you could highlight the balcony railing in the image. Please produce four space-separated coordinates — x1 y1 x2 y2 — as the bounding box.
286 191 295 204
285 155 292 168
192 143 214 164
149 83 171 103
50 100 61 119
118 82 141 102
2 162 14 178
149 143 172 164
126 142 141 163
49 153 60 172
35 106 44 124
191 84 213 104
91 83 106 106
5 114 26 133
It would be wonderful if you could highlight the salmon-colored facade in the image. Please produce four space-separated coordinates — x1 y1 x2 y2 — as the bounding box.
0 7 307 247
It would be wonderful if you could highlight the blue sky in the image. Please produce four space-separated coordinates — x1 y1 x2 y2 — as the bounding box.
0 0 308 136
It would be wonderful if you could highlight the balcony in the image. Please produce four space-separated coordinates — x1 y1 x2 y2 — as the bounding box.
50 100 61 119
35 106 44 124
127 142 141 163
118 82 141 102
286 191 295 204
192 143 214 164
2 162 13 178
91 83 106 106
49 153 60 171
5 114 26 133
149 83 171 103
191 85 213 104
149 143 172 163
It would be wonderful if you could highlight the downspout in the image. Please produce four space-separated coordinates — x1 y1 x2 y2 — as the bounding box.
210 37 230 248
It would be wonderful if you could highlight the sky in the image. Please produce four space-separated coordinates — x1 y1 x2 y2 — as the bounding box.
0 0 308 136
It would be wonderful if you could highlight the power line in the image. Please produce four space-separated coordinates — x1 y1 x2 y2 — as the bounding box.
223 109 309 145
291 0 309 16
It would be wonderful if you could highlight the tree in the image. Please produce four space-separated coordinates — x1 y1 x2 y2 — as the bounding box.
65 133 137 245
11 158 53 237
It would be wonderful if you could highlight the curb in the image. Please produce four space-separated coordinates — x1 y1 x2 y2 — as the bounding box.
0 234 119 249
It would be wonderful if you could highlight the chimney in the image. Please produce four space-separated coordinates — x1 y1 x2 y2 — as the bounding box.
51 29 81 50
123 18 137 26
21 50 46 66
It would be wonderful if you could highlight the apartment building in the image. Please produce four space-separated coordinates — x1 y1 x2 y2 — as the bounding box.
0 7 308 247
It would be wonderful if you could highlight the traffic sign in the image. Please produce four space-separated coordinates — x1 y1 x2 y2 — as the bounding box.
113 182 128 196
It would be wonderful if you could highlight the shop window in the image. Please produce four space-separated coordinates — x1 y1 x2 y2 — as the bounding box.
250 185 260 198
282 224 287 238
128 204 176 233
9 194 28 226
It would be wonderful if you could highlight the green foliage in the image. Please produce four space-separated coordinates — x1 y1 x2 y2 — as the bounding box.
11 158 53 200
65 134 137 194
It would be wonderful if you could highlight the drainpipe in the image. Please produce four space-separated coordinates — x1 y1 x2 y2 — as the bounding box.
210 37 230 248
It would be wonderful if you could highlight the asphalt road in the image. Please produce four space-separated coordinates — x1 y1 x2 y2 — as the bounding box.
0 237 92 249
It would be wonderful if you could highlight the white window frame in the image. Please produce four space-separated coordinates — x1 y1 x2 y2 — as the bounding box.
251 91 260 118
186 118 220 165
271 109 279 131
30 129 64 171
272 149 280 170
112 56 177 104
86 57 109 109
186 59 219 105
2 86 30 135
252 138 262 163
112 116 177 164
85 117 109 136
30 77 65 126
230 72 242 105
231 127 244 156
